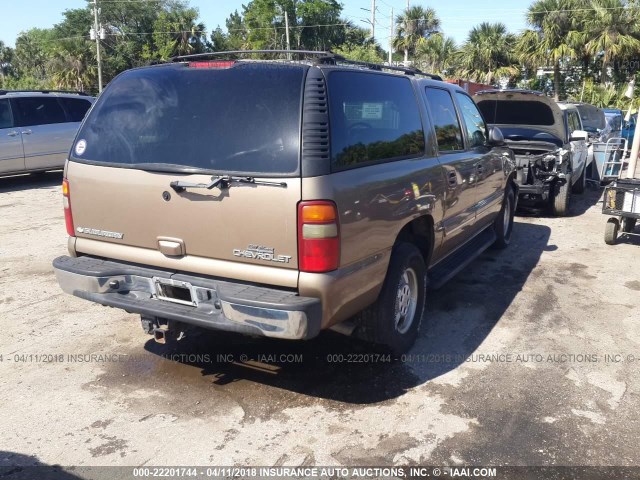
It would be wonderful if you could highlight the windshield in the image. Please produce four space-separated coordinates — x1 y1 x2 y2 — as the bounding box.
72 63 305 175
605 113 622 131
575 105 605 131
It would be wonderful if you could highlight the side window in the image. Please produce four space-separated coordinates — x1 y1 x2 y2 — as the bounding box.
456 93 487 148
569 111 581 132
60 98 92 122
13 97 67 127
424 88 464 152
0 99 13 129
328 72 425 169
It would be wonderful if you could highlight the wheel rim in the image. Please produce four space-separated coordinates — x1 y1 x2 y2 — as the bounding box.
503 196 512 236
394 267 418 334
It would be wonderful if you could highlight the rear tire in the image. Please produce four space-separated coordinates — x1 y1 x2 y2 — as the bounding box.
355 243 427 354
622 218 637 233
552 176 571 216
492 187 515 249
572 166 586 194
604 218 619 245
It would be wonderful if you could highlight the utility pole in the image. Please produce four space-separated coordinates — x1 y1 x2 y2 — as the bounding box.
403 0 410 65
370 0 376 43
624 80 638 178
628 109 640 178
388 7 393 65
284 9 291 59
91 0 104 93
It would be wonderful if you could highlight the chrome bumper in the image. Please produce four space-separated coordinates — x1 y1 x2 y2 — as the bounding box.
53 256 321 340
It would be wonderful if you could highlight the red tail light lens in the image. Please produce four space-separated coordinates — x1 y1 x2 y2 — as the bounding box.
62 179 75 237
298 201 340 273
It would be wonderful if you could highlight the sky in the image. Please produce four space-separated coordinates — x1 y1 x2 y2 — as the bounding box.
0 0 533 48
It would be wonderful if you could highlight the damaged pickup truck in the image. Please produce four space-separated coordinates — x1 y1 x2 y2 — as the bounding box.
474 90 589 215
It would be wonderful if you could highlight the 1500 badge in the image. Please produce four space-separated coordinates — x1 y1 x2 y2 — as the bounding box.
233 245 292 264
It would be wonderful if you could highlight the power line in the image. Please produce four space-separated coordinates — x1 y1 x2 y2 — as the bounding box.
83 0 164 2
9 4 640 48
13 21 360 45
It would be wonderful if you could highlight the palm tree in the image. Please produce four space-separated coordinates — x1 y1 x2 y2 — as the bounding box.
456 22 518 84
153 7 207 60
570 0 640 84
48 46 96 92
416 33 456 75
517 0 579 101
393 6 441 65
0 41 14 83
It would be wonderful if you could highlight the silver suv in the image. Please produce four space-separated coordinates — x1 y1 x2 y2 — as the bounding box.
0 90 95 176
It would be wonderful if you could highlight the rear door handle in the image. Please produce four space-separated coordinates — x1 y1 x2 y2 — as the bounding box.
21 129 32 135
7 131 19 137
447 171 457 186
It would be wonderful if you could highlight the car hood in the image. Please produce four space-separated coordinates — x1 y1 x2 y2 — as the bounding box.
474 91 566 143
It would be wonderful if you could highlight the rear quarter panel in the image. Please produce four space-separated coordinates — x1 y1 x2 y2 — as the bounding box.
300 157 446 327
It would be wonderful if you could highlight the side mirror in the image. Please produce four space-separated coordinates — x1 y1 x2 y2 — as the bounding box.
570 130 589 141
487 126 505 146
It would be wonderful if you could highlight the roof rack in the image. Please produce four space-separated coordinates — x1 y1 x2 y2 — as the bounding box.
475 88 544 96
171 50 442 80
329 56 442 80
0 89 90 96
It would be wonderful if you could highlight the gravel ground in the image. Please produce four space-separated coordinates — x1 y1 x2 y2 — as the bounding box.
0 171 638 470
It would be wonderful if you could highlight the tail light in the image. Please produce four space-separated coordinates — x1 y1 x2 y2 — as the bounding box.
298 201 340 273
188 61 236 69
62 179 75 237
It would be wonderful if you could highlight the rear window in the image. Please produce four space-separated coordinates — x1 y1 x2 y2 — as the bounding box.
328 72 425 169
0 99 13 129
73 64 304 175
476 99 555 126
60 97 92 122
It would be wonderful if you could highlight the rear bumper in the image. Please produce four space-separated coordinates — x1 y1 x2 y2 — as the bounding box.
53 255 322 340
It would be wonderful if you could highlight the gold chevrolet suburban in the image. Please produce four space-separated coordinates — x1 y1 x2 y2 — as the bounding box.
53 51 517 353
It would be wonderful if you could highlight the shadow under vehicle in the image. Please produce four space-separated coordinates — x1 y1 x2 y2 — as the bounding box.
0 170 63 193
120 220 552 405
0 451 84 480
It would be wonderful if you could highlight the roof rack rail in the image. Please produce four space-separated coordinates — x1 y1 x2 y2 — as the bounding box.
171 50 442 80
0 89 90 96
328 56 442 80
172 50 333 62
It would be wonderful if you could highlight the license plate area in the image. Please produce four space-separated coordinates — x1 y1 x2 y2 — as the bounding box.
153 277 197 307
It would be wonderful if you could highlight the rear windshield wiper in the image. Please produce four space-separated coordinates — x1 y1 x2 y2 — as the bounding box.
170 175 287 192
